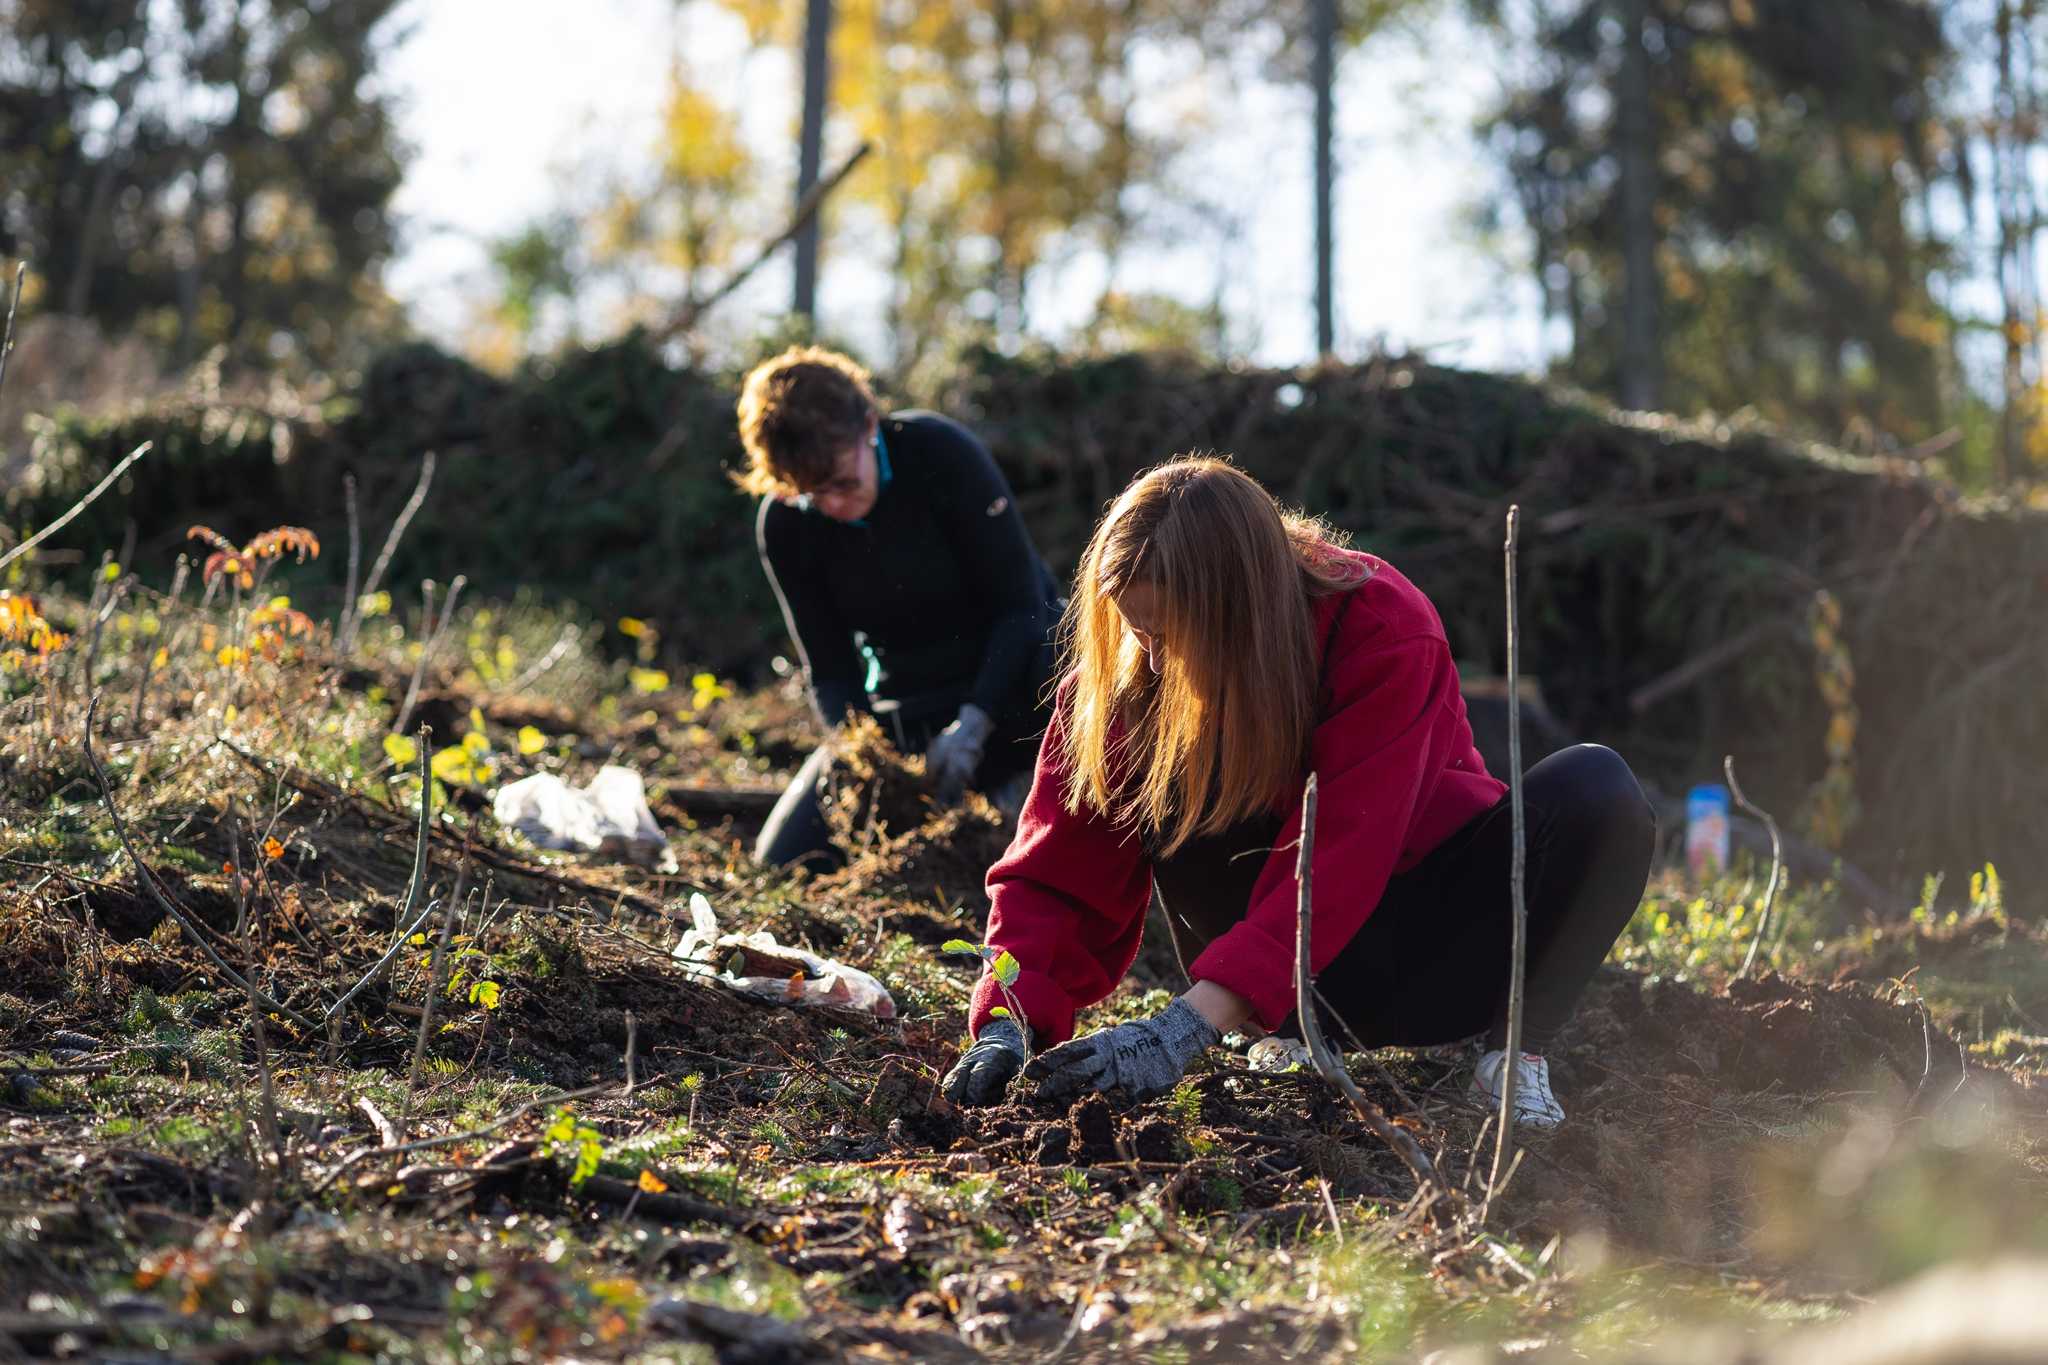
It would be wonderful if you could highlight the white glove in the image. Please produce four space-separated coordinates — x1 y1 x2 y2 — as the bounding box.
926 703 995 801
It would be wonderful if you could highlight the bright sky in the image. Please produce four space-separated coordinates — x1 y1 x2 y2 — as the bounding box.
380 0 1547 374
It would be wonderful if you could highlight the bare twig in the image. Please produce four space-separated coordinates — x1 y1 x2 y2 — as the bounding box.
342 451 436 655
502 623 580 695
1726 754 1784 979
340 472 361 644
1487 505 1529 1197
398 868 467 1145
653 142 873 344
394 574 465 737
1292 773 1445 1195
625 1012 640 1095
0 260 23 398
81 694 314 1030
0 441 153 573
323 730 435 1028
310 1077 625 1195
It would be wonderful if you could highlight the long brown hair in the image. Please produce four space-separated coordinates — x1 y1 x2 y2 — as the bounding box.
1059 457 1368 854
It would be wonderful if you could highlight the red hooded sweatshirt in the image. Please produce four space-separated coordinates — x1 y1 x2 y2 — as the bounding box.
968 551 1506 1043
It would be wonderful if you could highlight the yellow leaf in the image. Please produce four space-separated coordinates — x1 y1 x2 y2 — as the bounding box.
262 837 284 861
463 730 492 757
268 595 290 611
630 668 670 694
618 617 647 638
384 734 418 766
151 647 168 669
223 705 238 724
637 1169 668 1194
518 725 547 755
216 644 248 667
430 746 475 785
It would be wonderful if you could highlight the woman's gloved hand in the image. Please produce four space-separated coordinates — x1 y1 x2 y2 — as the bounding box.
1023 996 1220 1102
940 1016 1027 1106
925 703 995 802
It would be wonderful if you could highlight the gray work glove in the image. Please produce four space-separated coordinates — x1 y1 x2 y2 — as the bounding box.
940 1017 1027 1106
925 703 995 802
1024 997 1220 1102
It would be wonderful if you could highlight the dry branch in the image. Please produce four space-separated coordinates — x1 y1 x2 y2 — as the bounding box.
1292 773 1445 1196
323 730 435 1028
1487 505 1528 1196
341 450 435 654
654 141 872 344
1726 754 1784 979
0 441 152 573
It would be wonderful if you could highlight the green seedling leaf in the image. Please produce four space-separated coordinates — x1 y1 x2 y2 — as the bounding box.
470 980 502 1010
989 1006 1011 1019
940 939 980 956
991 950 1020 988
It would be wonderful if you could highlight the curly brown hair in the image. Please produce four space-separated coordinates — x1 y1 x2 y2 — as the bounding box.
732 346 881 497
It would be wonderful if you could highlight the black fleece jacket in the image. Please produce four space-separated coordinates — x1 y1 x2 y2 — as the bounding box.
756 411 1060 734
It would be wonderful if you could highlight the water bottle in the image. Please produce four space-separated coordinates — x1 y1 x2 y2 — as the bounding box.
1686 783 1731 878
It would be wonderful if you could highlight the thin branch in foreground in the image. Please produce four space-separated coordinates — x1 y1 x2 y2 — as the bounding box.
1292 773 1446 1198
398 860 468 1146
0 441 153 573
0 260 23 397
1726 754 1784 979
1487 504 1528 1197
323 729 435 1029
340 472 361 645
81 694 314 1031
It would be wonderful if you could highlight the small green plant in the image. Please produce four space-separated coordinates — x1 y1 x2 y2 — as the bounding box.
542 1106 604 1187
941 939 1028 1056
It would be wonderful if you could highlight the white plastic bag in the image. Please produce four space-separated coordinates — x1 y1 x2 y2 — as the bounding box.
672 893 895 1018
492 765 678 873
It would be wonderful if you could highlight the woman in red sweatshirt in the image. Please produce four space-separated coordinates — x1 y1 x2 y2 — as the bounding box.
941 458 1655 1129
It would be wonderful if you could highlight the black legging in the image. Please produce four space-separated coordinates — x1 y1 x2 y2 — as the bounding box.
1153 744 1656 1052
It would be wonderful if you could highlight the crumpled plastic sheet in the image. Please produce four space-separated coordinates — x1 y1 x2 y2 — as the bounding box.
492 765 678 873
672 893 895 1018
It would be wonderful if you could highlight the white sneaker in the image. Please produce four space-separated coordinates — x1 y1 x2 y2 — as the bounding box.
1470 1049 1565 1131
1245 1035 1314 1073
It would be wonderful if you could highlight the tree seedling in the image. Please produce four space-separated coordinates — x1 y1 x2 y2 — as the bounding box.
942 940 1030 1061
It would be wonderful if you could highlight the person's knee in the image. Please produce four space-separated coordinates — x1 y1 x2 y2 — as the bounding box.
1559 744 1657 848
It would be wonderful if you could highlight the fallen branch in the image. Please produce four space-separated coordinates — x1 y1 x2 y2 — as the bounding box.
357 1096 401 1149
1726 754 1784 979
1292 773 1445 1197
81 694 315 1031
0 441 153 573
1487 505 1528 1197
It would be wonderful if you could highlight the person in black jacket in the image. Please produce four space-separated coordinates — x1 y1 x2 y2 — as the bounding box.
734 346 1062 868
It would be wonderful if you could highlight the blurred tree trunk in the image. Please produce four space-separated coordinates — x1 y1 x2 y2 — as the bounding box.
1313 0 1336 358
1616 0 1659 410
793 0 832 319
1992 0 2039 486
